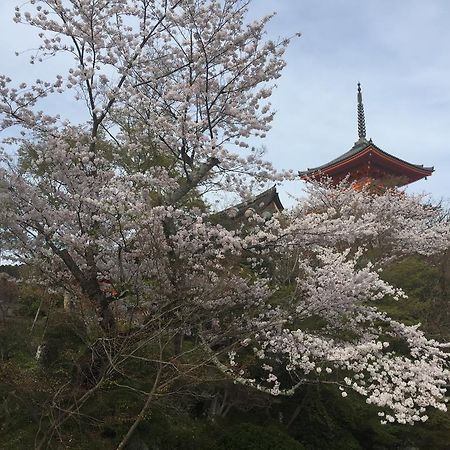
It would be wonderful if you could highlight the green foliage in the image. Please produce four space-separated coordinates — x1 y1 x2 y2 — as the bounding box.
2 251 450 449
0 323 47 449
286 384 450 450
379 254 450 339
383 256 441 301
218 423 304 450
0 321 29 362
137 412 218 450
286 386 364 450
37 314 86 372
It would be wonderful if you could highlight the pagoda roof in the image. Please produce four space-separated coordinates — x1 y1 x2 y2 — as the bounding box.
299 139 434 184
300 84 435 187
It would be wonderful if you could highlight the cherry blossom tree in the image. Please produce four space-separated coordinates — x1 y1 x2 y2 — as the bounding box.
223 183 450 426
0 1 450 448
1 0 295 329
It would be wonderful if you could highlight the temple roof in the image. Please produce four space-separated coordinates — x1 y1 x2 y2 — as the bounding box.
299 84 434 186
223 185 283 217
299 139 434 178
215 186 284 225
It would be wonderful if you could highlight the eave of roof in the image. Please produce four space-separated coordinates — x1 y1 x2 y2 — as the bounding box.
299 139 434 178
219 185 284 219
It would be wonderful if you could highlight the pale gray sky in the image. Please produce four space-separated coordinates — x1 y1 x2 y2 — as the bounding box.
248 0 450 203
0 1 449 204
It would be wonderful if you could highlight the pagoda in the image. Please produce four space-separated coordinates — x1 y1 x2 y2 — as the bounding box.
299 84 434 189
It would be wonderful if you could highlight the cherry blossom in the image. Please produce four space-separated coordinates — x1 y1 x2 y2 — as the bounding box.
0 1 449 427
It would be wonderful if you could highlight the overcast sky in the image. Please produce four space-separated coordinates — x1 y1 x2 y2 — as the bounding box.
0 0 449 205
249 0 450 204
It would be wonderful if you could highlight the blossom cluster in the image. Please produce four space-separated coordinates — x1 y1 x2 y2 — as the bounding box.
0 0 449 426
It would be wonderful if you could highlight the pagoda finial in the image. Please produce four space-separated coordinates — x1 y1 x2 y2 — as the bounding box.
357 82 367 142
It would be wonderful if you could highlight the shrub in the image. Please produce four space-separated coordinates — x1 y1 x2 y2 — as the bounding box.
218 423 304 450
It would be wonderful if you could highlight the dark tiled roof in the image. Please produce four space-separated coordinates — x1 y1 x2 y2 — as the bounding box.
218 185 284 221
